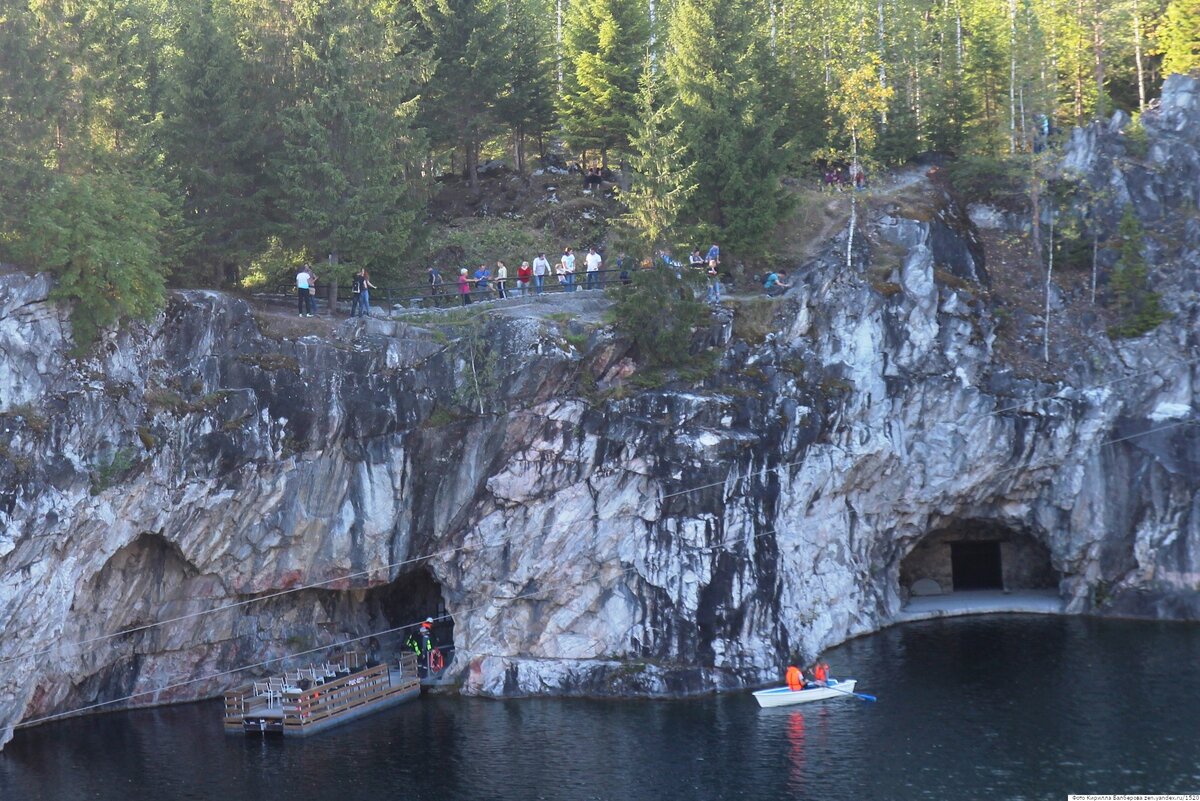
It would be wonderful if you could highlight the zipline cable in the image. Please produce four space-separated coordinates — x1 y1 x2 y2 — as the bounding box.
10 418 1198 730
4 363 1194 667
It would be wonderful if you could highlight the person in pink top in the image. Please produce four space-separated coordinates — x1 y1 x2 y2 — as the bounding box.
457 268 473 305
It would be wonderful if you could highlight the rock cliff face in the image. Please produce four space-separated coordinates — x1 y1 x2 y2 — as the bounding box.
2 78 1199 748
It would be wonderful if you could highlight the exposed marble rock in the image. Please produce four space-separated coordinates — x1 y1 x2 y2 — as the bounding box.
1 78 1199 750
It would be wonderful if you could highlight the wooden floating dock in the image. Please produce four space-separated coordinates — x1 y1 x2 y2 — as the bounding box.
223 651 421 736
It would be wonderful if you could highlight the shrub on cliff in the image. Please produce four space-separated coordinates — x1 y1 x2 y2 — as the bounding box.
610 269 705 367
1109 207 1169 338
9 169 171 352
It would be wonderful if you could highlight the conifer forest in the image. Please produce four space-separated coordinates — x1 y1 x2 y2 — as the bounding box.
0 0 1197 339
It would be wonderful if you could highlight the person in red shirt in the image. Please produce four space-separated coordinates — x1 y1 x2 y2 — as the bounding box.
516 260 533 297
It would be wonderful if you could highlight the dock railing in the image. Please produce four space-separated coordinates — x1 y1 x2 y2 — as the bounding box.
223 650 420 733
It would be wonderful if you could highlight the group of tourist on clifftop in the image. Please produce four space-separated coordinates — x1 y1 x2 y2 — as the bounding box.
295 239 794 316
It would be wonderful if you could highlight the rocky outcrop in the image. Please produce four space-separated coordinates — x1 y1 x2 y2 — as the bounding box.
1 79 1199 749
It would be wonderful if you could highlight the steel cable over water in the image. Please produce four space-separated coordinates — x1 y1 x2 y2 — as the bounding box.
6 358 1194 668
4 362 1195 705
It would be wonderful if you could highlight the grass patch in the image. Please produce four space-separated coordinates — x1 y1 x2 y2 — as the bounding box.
0 444 33 474
933 269 971 291
727 297 777 345
2 403 49 434
871 280 903 297
419 218 555 275
136 426 158 450
144 388 188 413
91 448 140 494
423 405 460 428
237 353 301 373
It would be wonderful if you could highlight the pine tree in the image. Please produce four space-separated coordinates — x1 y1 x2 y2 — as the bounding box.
1157 0 1200 76
1108 206 1168 337
622 60 696 254
558 0 651 165
664 0 791 259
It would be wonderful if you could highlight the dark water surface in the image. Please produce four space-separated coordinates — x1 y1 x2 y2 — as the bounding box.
3 615 1198 800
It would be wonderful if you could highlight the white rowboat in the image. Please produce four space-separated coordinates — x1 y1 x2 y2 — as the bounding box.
753 679 857 708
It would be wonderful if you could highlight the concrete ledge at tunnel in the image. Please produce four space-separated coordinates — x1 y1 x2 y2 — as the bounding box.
890 589 1066 625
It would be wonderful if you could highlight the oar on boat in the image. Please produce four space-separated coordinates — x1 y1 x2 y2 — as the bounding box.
826 683 876 702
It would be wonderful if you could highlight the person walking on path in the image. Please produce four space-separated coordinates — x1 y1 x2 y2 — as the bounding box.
705 243 720 266
705 258 722 304
458 268 473 305
584 247 602 290
428 266 443 301
532 253 549 294
561 248 576 291
473 263 491 299
516 260 532 297
351 268 376 317
296 265 317 316
495 260 508 299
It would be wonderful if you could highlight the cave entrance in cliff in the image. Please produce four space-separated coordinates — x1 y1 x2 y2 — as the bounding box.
361 567 453 657
900 520 1059 598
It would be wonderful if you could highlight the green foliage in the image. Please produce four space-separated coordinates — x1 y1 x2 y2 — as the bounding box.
496 0 556 169
91 448 141 494
1157 0 1200 76
11 170 170 352
611 269 706 367
945 154 1028 206
272 0 429 277
452 318 502 414
621 60 697 254
665 0 792 257
559 0 650 161
421 219 552 275
1108 207 1169 338
158 0 271 286
413 0 508 185
1124 114 1151 159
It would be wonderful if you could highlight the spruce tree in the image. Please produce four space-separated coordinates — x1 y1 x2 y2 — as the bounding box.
1109 207 1168 337
664 0 791 259
623 60 696 255
413 0 508 188
271 0 429 278
558 0 651 166
497 0 557 171
159 0 272 286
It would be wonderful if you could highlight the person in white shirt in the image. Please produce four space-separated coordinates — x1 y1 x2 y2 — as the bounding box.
495 260 508 299
561 248 576 292
584 247 602 290
532 253 550 295
296 266 316 316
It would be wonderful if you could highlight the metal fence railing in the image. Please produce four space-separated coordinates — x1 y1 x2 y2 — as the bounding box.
265 268 644 315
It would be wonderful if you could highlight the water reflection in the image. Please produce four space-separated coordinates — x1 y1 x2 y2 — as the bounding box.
2 616 1198 801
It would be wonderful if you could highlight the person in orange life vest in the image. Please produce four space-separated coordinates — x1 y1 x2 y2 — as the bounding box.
812 661 829 686
786 664 804 692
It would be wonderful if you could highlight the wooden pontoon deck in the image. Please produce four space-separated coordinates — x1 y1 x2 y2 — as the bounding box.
223 651 421 736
